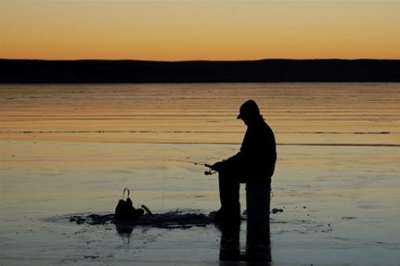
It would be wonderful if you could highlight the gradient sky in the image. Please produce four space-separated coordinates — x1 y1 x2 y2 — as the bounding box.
2 0 400 61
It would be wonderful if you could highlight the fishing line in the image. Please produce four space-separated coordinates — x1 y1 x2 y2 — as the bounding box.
165 159 212 168
165 159 216 175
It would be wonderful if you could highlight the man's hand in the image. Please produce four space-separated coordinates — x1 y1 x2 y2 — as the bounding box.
211 161 224 172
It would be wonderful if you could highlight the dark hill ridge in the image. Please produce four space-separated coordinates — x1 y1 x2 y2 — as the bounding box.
1 59 399 83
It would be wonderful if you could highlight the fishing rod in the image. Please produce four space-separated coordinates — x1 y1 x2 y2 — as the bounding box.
166 159 216 175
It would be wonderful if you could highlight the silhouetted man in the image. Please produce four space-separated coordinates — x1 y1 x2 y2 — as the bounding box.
211 100 276 222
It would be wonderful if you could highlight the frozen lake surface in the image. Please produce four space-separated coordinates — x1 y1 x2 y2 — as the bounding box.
1 83 399 265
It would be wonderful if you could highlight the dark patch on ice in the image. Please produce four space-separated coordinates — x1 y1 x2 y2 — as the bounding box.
271 208 284 214
84 255 99 260
69 210 213 229
342 216 357 220
67 208 286 229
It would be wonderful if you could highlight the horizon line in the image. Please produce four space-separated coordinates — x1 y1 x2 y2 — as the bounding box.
1 58 400 63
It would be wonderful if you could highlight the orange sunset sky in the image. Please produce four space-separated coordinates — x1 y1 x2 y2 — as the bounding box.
1 0 400 61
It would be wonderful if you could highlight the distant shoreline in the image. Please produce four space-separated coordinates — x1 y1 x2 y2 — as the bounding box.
1 58 399 83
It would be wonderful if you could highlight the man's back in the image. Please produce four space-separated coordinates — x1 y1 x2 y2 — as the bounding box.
239 119 276 182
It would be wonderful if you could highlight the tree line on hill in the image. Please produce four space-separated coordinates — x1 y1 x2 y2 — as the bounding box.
1 59 399 83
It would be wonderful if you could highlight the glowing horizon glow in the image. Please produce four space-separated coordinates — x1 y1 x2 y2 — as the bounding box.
2 1 400 61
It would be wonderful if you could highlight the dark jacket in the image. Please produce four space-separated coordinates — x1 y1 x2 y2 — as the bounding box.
221 118 276 183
